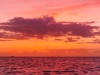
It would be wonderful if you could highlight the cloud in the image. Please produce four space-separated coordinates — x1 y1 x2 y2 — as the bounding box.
45 0 100 16
55 3 89 12
0 39 12 41
0 16 99 41
93 39 100 44
55 38 62 41
87 39 100 44
54 0 100 12
94 31 100 35
65 37 78 42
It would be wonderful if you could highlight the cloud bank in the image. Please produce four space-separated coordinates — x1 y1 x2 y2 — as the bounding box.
0 16 100 42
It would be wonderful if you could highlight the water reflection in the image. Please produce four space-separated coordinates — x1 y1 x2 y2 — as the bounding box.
0 57 100 75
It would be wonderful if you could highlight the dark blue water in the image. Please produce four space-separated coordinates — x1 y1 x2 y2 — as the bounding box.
0 57 100 75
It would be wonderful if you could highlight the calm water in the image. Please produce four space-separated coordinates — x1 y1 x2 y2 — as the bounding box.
0 57 100 75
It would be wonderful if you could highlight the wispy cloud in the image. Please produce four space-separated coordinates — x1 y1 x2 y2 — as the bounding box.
65 37 78 42
87 39 100 44
31 0 100 16
0 39 12 41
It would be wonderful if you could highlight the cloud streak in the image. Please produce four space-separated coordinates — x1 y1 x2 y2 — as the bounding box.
87 39 100 44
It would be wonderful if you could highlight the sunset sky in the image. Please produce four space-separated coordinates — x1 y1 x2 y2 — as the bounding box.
0 0 100 56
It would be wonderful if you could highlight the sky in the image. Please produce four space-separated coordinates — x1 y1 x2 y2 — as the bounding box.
0 0 100 56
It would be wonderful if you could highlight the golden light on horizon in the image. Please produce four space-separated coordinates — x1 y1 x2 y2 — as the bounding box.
0 0 100 56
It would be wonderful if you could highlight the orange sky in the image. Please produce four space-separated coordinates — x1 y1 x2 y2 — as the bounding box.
0 0 100 56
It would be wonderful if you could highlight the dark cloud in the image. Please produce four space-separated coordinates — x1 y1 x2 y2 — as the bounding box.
87 39 100 44
93 39 100 44
65 37 78 42
55 38 62 41
0 16 99 40
94 31 100 35
74 37 80 39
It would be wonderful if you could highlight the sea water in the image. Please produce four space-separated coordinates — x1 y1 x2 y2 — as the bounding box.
0 57 100 75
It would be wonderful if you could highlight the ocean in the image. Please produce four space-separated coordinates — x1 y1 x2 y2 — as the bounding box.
0 57 100 75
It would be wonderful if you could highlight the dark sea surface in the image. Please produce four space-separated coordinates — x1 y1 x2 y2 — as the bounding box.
0 57 100 75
